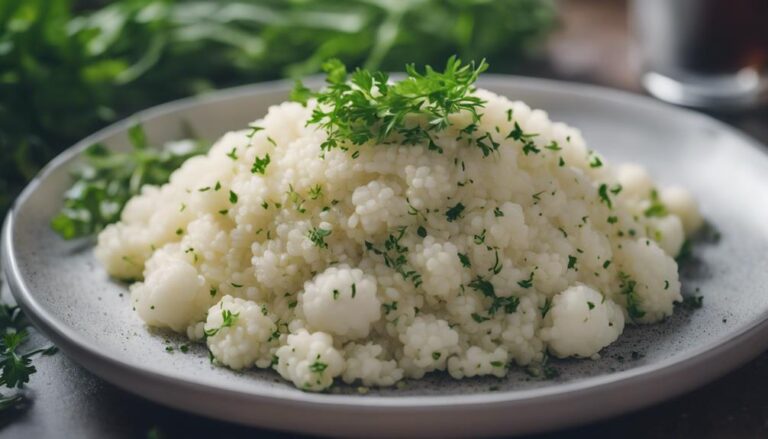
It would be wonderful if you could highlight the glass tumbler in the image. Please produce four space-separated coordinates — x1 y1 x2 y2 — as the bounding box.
631 0 768 110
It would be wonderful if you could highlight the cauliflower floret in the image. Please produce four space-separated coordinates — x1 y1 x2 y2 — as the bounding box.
660 186 703 237
541 284 625 358
348 180 406 234
448 346 509 379
647 214 685 257
205 296 277 369
615 238 682 323
129 245 211 332
275 329 344 391
301 265 380 338
95 224 153 280
342 343 403 387
616 163 654 201
501 293 545 365
399 315 460 378
409 237 463 298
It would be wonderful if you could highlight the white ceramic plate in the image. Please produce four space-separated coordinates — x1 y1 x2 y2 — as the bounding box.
4 76 768 438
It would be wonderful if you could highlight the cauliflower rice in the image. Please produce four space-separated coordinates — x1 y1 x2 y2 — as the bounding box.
95 84 702 391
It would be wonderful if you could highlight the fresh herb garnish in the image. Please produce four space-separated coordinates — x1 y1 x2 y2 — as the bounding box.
644 189 668 218
51 125 209 239
445 202 466 222
307 227 332 248
204 309 240 337
251 153 271 175
295 57 488 154
619 271 645 320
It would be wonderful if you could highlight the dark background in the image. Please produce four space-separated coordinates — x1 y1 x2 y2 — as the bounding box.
2 0 768 438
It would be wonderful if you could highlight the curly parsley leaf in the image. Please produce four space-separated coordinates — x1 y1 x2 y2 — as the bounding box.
296 57 489 154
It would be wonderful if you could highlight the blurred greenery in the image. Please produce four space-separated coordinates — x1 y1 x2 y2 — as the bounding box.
0 0 556 217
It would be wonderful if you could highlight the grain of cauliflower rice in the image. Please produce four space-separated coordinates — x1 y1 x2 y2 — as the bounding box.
95 60 702 391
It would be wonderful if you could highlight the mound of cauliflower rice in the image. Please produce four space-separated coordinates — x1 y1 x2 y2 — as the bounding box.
95 61 702 391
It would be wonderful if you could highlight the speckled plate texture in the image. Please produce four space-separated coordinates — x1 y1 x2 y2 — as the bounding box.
4 76 768 438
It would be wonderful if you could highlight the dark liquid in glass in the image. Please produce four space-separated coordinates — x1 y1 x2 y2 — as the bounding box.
677 0 768 75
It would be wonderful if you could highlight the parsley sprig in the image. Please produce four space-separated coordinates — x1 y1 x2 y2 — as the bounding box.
0 304 57 412
294 57 488 153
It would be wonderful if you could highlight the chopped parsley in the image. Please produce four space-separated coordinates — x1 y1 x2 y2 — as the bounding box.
365 227 422 287
383 301 399 315
251 153 271 175
644 189 668 217
619 271 645 320
309 360 328 373
493 207 504 217
309 184 323 200
469 276 519 315
225 147 238 160
458 252 471 268
204 309 240 337
229 190 238 204
445 202 466 222
307 227 332 248
517 272 534 289
568 255 578 270
587 301 595 310
598 184 612 208
473 229 486 245
417 226 427 238
540 298 552 317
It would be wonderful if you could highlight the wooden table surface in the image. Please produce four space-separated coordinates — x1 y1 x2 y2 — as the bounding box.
2 1 768 438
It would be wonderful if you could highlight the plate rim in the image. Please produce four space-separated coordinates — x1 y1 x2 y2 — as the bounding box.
4 75 768 433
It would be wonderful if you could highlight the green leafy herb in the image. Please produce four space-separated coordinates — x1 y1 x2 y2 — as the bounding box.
469 276 519 315
308 227 332 248
0 304 57 412
51 125 210 239
251 154 271 175
568 255 578 270
365 228 422 287
540 298 552 317
445 202 466 222
309 184 323 200
619 272 645 320
297 57 488 154
598 184 613 209
309 360 328 373
458 253 472 268
644 189 668 218
204 309 240 337
471 313 490 323
517 272 534 289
